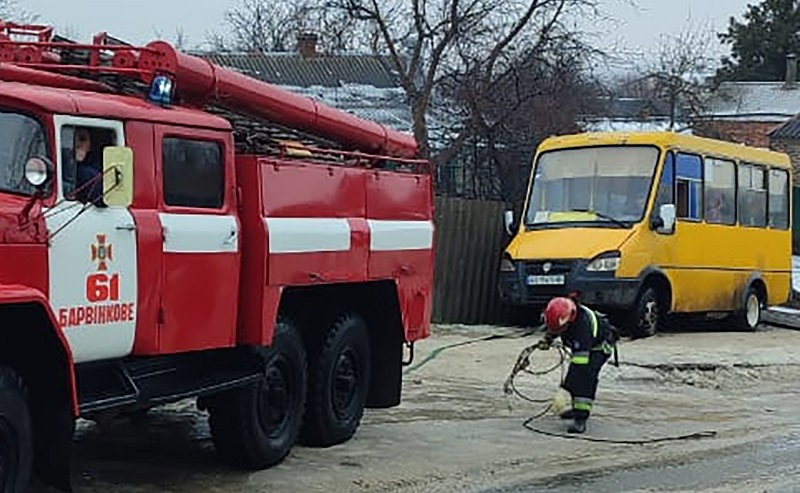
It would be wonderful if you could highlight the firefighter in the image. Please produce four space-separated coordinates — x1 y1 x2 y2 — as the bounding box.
537 296 618 434
74 127 105 206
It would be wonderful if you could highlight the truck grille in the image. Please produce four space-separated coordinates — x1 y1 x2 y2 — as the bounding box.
522 260 575 277
521 260 577 304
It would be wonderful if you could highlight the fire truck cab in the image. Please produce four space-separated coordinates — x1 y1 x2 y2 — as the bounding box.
0 22 434 492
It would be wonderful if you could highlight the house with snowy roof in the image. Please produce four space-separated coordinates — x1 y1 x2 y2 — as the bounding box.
198 34 415 136
692 55 800 149
579 96 685 133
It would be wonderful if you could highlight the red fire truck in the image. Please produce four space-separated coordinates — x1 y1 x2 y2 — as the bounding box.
0 21 434 492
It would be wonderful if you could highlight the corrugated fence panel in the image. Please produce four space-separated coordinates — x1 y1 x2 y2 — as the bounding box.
432 197 512 324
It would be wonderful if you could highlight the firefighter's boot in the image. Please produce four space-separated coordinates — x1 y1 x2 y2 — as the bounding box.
568 418 587 434
559 409 577 420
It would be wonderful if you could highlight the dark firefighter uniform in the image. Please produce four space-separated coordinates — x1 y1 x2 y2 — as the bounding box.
541 303 618 428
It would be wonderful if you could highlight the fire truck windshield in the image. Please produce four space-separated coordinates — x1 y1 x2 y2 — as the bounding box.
0 111 50 196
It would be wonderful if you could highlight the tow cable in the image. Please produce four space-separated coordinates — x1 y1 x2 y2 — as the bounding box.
504 339 718 444
404 328 540 374
404 327 718 444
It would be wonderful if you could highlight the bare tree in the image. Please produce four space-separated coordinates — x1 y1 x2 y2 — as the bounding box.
222 0 296 52
152 26 189 51
643 23 715 130
209 0 365 53
440 36 601 200
333 0 600 160
173 28 188 51
0 0 37 22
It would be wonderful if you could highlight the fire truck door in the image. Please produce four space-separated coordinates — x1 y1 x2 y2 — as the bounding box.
155 129 240 353
46 117 138 364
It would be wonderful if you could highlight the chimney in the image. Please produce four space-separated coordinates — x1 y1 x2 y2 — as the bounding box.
785 53 797 89
297 32 318 59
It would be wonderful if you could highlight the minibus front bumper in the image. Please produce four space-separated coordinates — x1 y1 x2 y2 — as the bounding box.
498 259 641 309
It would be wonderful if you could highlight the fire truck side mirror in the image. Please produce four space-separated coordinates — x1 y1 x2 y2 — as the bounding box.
102 146 134 208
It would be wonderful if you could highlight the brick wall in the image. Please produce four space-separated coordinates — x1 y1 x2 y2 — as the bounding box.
769 138 800 183
693 120 782 148
769 138 800 255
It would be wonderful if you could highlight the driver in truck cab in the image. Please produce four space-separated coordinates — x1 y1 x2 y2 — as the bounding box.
74 127 105 206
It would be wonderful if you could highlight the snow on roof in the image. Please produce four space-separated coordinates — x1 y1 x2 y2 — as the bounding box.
702 82 800 122
580 118 690 134
281 83 415 133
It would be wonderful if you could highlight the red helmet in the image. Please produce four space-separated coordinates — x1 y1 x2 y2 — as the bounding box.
543 297 577 333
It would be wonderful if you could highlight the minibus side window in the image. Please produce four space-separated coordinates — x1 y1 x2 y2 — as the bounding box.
675 153 703 220
768 168 790 230
704 158 736 225
738 164 767 228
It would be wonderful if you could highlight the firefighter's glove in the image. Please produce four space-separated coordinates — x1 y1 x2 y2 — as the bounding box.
536 339 551 351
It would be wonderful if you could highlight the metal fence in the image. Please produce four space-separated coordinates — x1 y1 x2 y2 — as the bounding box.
432 196 514 325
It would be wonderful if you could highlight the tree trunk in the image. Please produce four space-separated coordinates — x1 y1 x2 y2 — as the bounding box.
411 96 431 159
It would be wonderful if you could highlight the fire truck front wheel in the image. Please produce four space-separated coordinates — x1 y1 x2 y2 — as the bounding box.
302 312 371 447
0 367 33 493
208 319 308 470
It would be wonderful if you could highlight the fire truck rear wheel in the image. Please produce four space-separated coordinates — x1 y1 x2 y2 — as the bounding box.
208 319 307 470
302 312 371 447
0 367 33 493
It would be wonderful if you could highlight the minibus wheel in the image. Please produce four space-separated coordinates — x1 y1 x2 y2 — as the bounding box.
733 286 764 331
631 286 661 338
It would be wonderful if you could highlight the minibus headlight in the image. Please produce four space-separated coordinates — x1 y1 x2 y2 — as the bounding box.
586 253 620 272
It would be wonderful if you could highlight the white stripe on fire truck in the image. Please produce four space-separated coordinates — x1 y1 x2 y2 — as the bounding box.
367 220 434 251
265 217 351 254
159 214 239 253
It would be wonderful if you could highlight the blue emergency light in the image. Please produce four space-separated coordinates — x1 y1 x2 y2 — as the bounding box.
148 75 175 106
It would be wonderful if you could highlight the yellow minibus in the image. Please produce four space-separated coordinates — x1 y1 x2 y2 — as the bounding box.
499 132 792 337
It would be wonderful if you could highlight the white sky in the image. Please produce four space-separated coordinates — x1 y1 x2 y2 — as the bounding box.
22 0 753 69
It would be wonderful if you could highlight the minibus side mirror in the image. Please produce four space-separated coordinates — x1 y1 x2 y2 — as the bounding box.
504 210 516 235
651 204 676 234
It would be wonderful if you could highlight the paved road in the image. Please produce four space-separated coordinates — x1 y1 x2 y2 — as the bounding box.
484 433 800 493
30 325 800 493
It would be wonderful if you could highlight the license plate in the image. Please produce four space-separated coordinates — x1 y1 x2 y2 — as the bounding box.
526 275 565 286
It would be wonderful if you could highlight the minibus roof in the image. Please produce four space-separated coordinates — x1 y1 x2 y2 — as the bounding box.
537 131 791 169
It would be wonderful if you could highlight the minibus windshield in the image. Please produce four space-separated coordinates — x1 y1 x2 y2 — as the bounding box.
525 145 659 228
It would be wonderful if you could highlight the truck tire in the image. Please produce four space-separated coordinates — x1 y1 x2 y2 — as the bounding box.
0 367 33 493
302 312 371 447
208 319 307 470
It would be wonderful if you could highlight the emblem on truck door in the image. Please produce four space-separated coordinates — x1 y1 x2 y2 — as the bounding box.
56 232 135 330
91 234 114 271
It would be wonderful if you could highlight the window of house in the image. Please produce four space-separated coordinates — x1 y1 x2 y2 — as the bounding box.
738 163 767 228
163 138 224 208
768 168 790 230
675 153 703 220
703 157 736 225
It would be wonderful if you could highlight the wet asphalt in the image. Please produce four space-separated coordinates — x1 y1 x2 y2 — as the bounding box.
483 433 800 493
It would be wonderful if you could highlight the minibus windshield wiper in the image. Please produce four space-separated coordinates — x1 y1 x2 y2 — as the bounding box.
568 209 629 228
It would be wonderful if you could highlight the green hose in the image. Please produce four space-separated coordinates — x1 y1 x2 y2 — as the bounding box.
403 335 503 374
404 325 545 374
